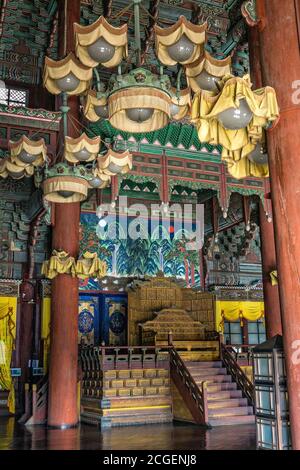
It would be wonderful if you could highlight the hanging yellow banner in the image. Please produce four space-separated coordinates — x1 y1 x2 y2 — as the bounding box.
215 300 265 332
0 297 17 414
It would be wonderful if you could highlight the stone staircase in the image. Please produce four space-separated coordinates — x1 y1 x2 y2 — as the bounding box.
81 368 173 428
184 360 255 426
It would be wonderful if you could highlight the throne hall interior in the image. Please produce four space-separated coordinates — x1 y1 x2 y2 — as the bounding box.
0 0 299 452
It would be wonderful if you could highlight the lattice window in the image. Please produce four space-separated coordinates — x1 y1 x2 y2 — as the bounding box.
0 87 28 107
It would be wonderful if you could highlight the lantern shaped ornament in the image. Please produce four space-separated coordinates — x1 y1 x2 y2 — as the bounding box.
185 52 231 93
74 16 128 68
84 90 109 122
43 163 89 203
98 149 132 176
154 16 207 66
107 68 172 133
64 133 101 164
9 136 47 167
6 159 34 179
88 169 111 189
43 53 93 95
170 88 191 120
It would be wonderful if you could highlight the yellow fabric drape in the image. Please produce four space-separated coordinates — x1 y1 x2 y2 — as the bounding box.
270 270 278 286
41 298 51 373
191 74 279 179
76 252 107 279
215 300 265 332
0 297 17 414
42 250 77 279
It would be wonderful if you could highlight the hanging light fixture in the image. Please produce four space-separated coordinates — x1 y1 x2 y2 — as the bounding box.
43 53 93 95
154 16 207 66
247 142 268 165
84 90 109 122
170 87 191 120
191 74 279 178
98 149 132 175
218 97 253 130
43 163 90 203
9 136 47 167
185 52 231 93
107 67 172 132
64 133 101 164
88 168 111 189
74 16 128 68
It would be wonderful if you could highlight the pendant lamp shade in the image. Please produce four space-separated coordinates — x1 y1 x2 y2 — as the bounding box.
155 16 207 66
43 53 92 96
74 16 128 68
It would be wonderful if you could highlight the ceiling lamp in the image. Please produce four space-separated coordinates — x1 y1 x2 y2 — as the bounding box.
98 149 132 176
74 16 128 68
107 68 172 132
9 136 47 167
218 98 253 130
247 142 268 165
185 52 231 93
154 16 207 66
84 90 109 122
64 133 101 164
43 163 89 203
191 74 279 179
170 88 191 120
88 169 111 189
6 159 34 179
43 53 92 95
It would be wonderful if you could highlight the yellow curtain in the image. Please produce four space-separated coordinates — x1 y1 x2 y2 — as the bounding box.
0 297 17 414
41 298 51 373
215 300 265 332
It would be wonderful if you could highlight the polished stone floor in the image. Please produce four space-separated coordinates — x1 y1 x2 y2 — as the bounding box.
0 417 256 450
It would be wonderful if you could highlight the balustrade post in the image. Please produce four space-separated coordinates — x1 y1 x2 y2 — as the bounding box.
201 381 209 425
168 331 173 346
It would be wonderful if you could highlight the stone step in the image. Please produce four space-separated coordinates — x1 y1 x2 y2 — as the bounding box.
195 374 232 384
187 367 227 376
207 382 237 392
207 397 248 409
207 390 243 400
208 406 253 418
208 414 255 427
184 361 222 368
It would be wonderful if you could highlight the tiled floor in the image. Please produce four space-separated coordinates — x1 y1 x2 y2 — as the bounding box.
0 417 256 450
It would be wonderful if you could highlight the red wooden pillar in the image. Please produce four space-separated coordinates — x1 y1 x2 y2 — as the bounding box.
248 21 282 339
47 0 81 428
258 0 300 449
259 202 282 338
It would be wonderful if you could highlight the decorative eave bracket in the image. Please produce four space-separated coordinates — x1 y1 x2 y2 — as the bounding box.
241 0 266 31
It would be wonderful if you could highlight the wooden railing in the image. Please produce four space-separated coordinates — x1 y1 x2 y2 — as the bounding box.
224 344 255 365
221 343 254 405
19 374 48 426
169 346 210 427
79 345 169 374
